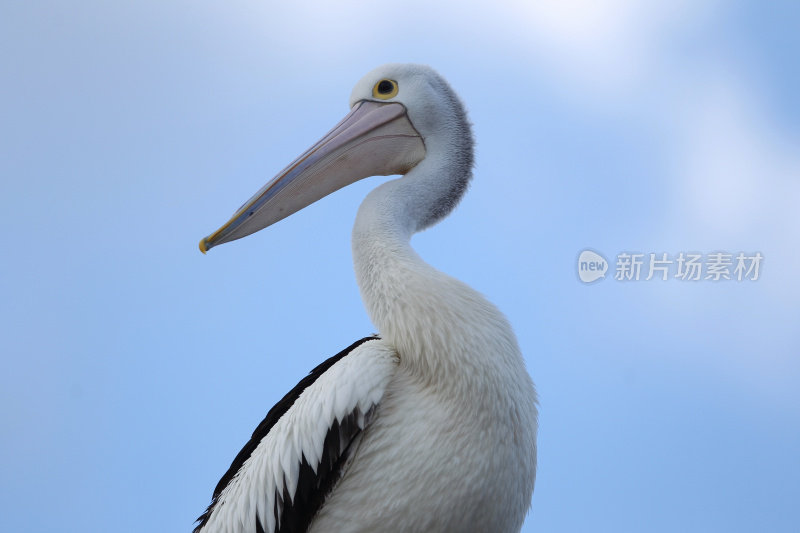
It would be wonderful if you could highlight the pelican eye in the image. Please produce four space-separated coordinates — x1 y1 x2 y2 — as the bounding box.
372 79 399 99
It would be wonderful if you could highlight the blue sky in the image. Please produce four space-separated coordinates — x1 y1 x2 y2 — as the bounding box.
1 1 798 532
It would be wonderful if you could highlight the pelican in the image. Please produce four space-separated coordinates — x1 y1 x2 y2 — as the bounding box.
195 64 538 533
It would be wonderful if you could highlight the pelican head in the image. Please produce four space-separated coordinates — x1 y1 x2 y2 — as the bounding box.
199 63 472 252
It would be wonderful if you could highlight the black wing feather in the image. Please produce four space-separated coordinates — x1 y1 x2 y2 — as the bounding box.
278 409 366 533
194 335 380 533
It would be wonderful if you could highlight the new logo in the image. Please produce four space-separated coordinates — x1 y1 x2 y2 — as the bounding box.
578 250 608 283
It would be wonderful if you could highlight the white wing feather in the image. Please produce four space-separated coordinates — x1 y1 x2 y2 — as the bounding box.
199 339 397 533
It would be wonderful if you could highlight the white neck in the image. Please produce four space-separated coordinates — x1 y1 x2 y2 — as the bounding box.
351 149 522 392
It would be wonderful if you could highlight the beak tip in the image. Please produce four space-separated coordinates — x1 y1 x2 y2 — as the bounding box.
199 238 209 254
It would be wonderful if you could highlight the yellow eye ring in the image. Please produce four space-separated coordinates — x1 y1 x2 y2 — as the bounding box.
372 79 399 99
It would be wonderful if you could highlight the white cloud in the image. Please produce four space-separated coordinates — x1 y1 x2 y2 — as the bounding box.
672 73 800 240
498 0 720 100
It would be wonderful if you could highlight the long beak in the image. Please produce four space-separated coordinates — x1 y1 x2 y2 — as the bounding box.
199 100 425 253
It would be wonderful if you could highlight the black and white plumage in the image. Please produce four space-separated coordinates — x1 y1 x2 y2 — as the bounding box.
196 64 538 533
194 336 390 533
